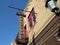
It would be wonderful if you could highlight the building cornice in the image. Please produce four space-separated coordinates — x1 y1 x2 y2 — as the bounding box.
30 16 60 45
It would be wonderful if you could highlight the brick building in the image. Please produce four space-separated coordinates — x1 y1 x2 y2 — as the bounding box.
11 0 60 45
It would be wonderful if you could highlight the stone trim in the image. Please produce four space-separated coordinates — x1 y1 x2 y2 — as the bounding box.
30 16 60 45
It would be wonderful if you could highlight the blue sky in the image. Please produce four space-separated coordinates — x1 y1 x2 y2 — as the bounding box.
0 0 28 45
